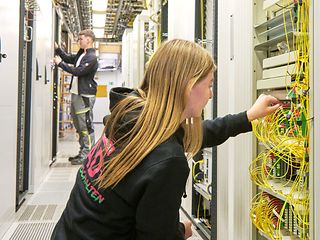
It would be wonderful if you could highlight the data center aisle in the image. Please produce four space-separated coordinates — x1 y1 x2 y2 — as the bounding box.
1 127 82 240
2 124 204 240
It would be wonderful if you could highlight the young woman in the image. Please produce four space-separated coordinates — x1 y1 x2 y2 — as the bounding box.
51 39 280 240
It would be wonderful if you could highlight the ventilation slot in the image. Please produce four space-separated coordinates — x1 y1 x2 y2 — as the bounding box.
43 205 57 220
18 205 58 222
52 162 76 168
9 222 55 240
19 205 36 221
31 205 46 221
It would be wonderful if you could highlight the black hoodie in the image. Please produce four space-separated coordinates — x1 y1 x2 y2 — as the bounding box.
51 87 252 240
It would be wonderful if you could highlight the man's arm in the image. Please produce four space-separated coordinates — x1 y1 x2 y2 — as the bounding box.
55 47 78 64
57 55 98 77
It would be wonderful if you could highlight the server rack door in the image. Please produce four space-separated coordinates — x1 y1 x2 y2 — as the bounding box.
16 0 34 208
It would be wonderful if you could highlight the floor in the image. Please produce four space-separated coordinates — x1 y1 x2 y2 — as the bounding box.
2 124 204 240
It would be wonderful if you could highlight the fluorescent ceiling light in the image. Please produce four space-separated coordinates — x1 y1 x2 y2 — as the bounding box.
93 28 105 38
92 13 106 27
92 0 108 11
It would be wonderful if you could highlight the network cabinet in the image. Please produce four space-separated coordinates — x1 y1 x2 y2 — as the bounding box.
183 1 218 239
251 0 311 239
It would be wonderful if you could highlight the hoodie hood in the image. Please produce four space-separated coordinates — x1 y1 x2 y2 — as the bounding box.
109 87 136 111
103 87 142 140
103 87 137 125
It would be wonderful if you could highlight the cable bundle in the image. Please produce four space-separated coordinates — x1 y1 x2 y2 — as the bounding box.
250 0 310 239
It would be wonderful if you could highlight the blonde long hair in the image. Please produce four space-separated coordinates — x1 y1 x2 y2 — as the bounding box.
98 39 214 189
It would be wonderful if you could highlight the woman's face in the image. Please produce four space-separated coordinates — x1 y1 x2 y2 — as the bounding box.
183 71 214 119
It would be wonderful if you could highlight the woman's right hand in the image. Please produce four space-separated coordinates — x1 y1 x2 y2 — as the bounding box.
246 94 281 122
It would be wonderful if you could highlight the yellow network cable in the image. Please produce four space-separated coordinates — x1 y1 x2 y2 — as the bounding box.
197 194 201 219
192 160 204 182
200 0 204 48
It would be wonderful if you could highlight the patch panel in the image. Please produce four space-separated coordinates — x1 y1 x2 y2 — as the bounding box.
263 51 297 69
257 76 289 90
262 64 295 79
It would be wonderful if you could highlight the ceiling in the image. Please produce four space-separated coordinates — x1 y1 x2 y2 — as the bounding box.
54 0 146 42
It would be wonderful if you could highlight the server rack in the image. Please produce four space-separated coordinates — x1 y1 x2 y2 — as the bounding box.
251 0 311 239
186 1 219 239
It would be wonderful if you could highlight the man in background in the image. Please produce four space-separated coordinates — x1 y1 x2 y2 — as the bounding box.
53 29 98 165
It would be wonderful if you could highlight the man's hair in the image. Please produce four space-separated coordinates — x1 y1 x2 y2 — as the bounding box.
79 29 95 42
